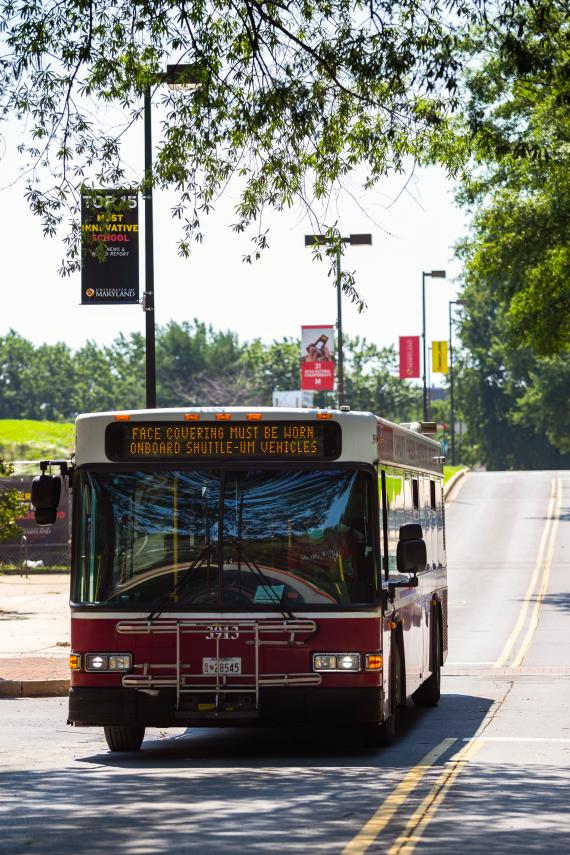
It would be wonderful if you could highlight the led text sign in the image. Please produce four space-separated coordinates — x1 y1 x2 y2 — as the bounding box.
105 421 341 462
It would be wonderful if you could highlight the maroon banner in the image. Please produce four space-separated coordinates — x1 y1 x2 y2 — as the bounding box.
301 325 335 391
399 335 420 379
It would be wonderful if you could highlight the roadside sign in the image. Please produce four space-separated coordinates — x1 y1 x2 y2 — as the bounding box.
432 341 449 373
399 336 420 378
301 325 335 391
81 189 139 305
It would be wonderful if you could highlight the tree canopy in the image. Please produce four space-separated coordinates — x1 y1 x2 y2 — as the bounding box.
0 0 533 276
455 0 569 355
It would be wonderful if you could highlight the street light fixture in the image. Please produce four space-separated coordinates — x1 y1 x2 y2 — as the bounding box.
305 234 372 408
449 299 466 466
422 269 446 420
143 64 201 409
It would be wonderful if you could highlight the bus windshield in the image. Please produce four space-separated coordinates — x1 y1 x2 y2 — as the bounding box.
73 467 377 608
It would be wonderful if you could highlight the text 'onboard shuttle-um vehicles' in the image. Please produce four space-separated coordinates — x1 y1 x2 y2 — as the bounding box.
32 407 447 752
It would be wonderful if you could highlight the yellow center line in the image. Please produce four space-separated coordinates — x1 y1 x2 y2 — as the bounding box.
342 738 456 855
387 737 484 855
511 477 562 667
494 478 557 668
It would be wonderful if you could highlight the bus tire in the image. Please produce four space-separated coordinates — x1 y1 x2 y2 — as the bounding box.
362 639 402 747
104 726 145 752
412 613 441 708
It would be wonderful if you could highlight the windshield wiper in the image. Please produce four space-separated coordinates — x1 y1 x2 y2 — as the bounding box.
146 542 215 621
235 492 294 621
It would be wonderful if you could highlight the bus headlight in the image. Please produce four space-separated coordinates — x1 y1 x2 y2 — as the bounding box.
313 653 361 672
85 653 132 672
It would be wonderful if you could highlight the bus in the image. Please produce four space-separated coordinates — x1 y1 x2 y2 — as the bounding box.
31 407 447 752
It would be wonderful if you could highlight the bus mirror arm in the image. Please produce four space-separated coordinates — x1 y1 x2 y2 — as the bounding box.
388 572 419 600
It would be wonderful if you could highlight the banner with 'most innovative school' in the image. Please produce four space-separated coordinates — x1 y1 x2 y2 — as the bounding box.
81 189 139 305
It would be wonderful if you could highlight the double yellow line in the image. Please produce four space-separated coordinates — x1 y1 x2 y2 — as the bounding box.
494 477 562 668
343 737 483 855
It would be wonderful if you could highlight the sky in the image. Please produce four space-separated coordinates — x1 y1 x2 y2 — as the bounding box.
0 116 468 376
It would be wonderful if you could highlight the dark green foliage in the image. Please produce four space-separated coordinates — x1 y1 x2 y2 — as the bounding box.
0 458 22 543
450 0 570 468
456 1 570 356
451 294 570 470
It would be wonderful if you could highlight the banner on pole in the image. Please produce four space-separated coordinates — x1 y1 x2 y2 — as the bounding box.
81 188 139 305
301 325 335 391
399 335 420 379
432 340 449 373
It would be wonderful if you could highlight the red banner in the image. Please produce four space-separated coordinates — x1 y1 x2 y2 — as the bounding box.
399 335 420 379
301 325 335 391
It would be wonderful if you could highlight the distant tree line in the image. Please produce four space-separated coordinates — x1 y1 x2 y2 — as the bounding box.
0 324 422 425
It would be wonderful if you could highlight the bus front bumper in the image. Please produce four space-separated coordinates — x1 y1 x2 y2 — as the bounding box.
68 685 382 727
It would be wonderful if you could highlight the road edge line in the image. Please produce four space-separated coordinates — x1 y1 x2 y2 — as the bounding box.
493 477 557 668
511 477 562 668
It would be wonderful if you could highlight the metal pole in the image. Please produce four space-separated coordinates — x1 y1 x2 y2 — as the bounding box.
422 272 427 420
427 346 432 421
144 85 157 409
336 245 344 408
449 301 456 466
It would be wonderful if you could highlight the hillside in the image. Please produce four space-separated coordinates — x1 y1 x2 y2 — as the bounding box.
0 420 74 466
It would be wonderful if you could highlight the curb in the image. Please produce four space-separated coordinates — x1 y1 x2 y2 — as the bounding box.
0 678 69 699
444 468 468 500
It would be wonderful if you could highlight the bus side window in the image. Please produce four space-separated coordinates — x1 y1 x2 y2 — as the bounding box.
412 478 419 516
385 467 404 575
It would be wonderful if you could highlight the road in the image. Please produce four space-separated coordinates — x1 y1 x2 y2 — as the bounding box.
1 470 569 854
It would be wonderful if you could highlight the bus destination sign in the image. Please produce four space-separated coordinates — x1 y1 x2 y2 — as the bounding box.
105 421 341 462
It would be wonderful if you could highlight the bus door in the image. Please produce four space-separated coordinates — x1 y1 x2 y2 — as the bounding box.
381 468 424 696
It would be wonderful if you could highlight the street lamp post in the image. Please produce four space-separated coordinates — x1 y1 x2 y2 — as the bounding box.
143 86 156 408
449 299 466 466
143 65 201 409
305 233 372 408
422 269 446 420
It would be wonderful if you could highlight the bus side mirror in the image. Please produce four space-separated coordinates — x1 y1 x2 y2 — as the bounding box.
31 474 61 526
397 523 427 574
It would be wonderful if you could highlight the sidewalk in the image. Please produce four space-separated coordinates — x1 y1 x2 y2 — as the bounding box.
0 573 70 698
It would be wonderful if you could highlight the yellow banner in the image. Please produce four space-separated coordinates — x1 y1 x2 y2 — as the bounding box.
432 341 448 373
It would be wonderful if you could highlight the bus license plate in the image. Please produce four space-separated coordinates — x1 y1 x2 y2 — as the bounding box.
202 657 242 675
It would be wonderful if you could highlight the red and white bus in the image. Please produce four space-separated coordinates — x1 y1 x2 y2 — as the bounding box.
32 407 447 751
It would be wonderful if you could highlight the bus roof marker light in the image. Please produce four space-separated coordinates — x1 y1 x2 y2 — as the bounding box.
115 414 130 421
316 413 333 420
184 414 200 421
216 414 231 421
246 414 263 421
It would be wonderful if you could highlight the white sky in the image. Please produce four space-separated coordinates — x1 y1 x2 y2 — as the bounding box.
0 114 467 372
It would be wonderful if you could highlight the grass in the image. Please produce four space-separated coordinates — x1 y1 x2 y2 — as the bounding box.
443 464 468 484
0 419 74 465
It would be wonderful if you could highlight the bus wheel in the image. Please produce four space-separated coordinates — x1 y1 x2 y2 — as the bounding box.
362 643 401 747
413 616 441 708
103 726 145 752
